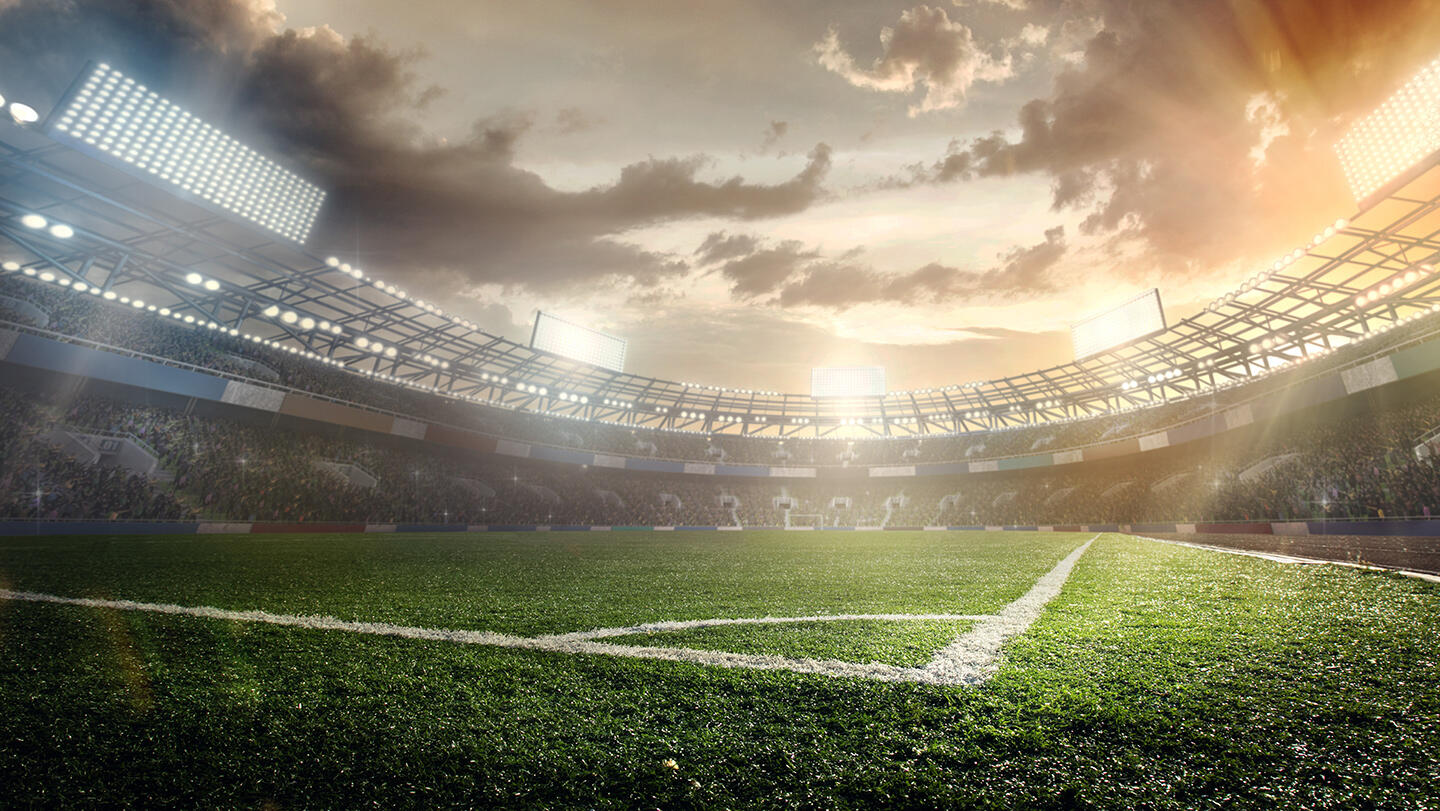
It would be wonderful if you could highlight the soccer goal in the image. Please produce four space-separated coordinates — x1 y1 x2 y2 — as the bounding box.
787 513 826 528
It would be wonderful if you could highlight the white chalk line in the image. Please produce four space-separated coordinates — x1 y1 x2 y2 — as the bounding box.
923 533 1098 684
0 534 1101 685
1134 535 1440 584
535 613 994 642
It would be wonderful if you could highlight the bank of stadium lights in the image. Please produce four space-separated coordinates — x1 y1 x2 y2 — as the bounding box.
325 254 490 333
11 260 1440 439
183 271 223 292
259 303 345 336
1336 57 1440 202
478 372 518 390
679 382 783 397
15 212 80 241
1204 218 1348 314
1353 263 1434 308
11 264 258 337
885 382 977 399
49 63 324 243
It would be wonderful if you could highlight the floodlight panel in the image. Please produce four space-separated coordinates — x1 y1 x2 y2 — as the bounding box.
1071 288 1166 359
1335 56 1440 203
530 311 627 372
811 366 885 398
45 62 326 244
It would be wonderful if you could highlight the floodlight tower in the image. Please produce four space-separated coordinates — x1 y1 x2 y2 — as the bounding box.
1335 57 1440 206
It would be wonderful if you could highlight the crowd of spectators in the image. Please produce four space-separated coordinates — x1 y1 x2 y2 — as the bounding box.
0 388 191 520
5 373 1440 526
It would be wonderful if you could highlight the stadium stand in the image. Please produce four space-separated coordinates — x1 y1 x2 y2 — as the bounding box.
8 271 1440 479
5 356 1440 527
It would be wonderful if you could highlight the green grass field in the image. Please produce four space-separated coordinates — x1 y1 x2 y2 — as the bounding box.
0 531 1437 809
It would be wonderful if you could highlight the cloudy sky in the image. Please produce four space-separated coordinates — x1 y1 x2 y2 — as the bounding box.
3 0 1440 391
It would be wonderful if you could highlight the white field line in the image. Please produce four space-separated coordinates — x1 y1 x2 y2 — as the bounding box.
1134 535 1440 584
0 534 1101 686
536 613 995 642
923 533 1099 685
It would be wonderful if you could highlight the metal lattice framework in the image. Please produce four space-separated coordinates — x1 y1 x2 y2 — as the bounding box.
2 99 1440 442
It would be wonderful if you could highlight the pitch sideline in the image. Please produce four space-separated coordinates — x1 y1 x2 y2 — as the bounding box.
1133 535 1440 583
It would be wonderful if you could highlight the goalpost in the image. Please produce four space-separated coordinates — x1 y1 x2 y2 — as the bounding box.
787 513 826 528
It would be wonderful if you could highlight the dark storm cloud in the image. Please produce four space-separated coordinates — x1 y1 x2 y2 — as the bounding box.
694 231 761 265
0 0 833 292
901 0 1440 271
718 242 819 298
698 226 1066 309
776 225 1065 309
573 144 832 223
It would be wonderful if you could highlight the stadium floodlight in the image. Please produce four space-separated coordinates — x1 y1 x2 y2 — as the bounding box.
280 310 298 324
1335 56 1440 202
262 304 280 318
203 279 220 291
530 311 628 372
8 102 37 124
185 272 203 285
48 224 74 239
1 261 17 271
1070 288 1166 359
19 214 45 229
811 366 886 398
46 62 326 243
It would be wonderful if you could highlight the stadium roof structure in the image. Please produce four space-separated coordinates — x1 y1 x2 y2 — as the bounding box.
2 64 1440 440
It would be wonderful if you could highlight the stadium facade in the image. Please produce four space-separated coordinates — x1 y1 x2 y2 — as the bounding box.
3 58 1440 537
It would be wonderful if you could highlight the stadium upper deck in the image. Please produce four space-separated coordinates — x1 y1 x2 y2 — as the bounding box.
2 59 1440 441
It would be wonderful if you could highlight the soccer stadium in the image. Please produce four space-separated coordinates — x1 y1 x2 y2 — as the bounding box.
2 2 1440 808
